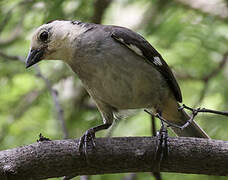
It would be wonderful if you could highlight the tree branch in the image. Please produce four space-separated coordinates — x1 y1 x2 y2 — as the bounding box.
0 23 23 47
0 89 44 144
0 51 24 62
182 104 228 116
174 0 228 21
91 0 112 24
0 51 69 139
0 137 227 180
175 51 228 106
0 10 12 34
35 67 69 139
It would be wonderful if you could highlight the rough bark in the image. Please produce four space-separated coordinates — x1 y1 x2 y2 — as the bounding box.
0 137 227 180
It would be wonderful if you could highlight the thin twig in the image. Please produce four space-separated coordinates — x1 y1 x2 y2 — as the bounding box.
0 52 69 139
145 102 228 131
177 51 228 82
182 104 228 117
204 52 228 81
0 0 35 46
35 66 69 139
193 81 209 107
0 10 12 34
144 109 181 129
176 51 228 107
194 51 228 106
0 10 25 47
0 51 24 62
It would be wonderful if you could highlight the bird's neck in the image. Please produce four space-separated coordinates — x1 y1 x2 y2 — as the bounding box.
57 22 89 62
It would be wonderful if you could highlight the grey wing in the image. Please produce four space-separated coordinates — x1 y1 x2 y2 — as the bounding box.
110 26 182 102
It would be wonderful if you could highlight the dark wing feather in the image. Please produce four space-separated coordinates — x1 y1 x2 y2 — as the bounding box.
110 26 182 102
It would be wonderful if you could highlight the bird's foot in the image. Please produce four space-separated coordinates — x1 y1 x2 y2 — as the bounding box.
78 123 112 159
153 122 169 173
79 128 96 157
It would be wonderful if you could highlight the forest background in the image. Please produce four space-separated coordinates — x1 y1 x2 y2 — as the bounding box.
0 0 228 179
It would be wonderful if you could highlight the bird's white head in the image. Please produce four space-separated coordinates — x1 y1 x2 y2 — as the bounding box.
25 20 88 68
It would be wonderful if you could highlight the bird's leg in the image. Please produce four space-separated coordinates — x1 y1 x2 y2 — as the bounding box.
145 110 168 175
151 115 163 180
153 116 169 173
79 103 113 160
79 123 112 156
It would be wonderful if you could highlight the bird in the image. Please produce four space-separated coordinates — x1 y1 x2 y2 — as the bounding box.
25 20 209 148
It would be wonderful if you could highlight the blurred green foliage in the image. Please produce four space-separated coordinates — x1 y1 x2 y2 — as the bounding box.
0 0 228 179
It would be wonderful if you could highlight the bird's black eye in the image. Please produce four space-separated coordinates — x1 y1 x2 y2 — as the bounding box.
39 31 49 42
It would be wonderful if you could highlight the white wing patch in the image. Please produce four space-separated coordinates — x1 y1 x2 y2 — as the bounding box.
118 38 125 43
153 56 162 66
126 44 143 56
113 36 143 56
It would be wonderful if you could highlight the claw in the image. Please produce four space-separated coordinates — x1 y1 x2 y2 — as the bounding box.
162 128 169 159
79 128 96 156
78 123 112 160
79 135 85 154
153 121 169 172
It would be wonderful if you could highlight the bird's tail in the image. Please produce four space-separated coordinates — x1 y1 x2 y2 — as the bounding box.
162 98 209 139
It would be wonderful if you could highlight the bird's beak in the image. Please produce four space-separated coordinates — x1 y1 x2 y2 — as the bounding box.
25 48 44 68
